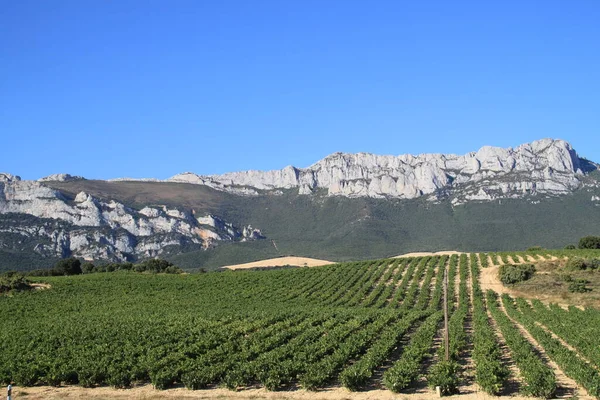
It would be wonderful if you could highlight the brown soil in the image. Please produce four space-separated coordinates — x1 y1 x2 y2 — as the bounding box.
13 384 541 400
394 251 463 258
223 257 335 270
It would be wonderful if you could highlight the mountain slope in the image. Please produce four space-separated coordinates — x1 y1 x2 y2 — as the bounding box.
1 139 599 271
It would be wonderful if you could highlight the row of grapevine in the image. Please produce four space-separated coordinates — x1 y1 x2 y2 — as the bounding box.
339 310 428 390
529 301 600 368
503 296 600 399
383 311 443 392
373 259 409 308
486 291 556 398
469 253 509 395
389 258 419 306
298 311 401 390
362 259 403 307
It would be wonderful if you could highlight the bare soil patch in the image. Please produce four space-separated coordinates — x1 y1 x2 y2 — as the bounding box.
394 251 463 258
222 257 335 270
31 283 51 290
13 384 540 400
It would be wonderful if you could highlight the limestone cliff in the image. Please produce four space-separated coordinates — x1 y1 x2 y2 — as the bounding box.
168 138 593 203
0 180 263 262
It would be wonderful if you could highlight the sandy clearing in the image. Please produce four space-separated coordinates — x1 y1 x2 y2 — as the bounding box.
222 257 335 270
394 251 463 258
13 384 540 400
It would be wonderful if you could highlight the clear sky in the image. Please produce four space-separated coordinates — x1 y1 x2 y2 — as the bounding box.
2 1 599 180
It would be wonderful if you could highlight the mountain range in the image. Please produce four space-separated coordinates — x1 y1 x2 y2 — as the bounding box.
1 138 599 271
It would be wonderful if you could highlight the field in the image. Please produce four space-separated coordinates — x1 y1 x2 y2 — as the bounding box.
2 250 600 399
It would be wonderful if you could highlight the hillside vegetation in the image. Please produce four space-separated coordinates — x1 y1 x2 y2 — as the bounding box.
2 249 600 399
37 180 600 271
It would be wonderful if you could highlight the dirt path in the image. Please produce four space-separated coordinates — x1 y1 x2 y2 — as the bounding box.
497 298 589 399
13 384 541 400
480 265 512 295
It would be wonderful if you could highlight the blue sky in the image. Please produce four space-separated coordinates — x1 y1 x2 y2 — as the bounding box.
2 1 599 180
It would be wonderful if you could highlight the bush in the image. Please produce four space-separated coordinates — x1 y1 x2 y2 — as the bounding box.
578 236 600 249
568 279 591 293
427 360 460 395
564 244 576 250
499 264 536 285
81 262 95 274
566 257 600 271
527 246 543 251
0 273 33 293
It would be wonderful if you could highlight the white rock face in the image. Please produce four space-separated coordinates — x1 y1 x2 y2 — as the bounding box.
0 173 21 182
38 173 84 182
165 139 590 201
0 180 264 262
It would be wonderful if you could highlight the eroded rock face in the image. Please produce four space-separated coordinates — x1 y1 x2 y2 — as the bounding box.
0 181 264 262
167 139 591 202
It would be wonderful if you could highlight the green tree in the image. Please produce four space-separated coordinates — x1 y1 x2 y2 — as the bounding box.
53 258 82 275
578 236 600 249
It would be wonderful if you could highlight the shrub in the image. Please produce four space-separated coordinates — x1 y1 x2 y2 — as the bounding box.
568 279 591 293
566 258 600 271
499 264 536 285
578 236 600 249
527 246 543 251
0 274 33 293
81 262 95 273
427 360 460 395
564 244 576 250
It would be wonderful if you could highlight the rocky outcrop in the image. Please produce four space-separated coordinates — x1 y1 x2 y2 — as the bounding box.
167 139 593 202
38 173 84 182
0 180 264 262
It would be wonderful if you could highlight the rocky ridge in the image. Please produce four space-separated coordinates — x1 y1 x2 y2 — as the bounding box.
166 139 595 204
0 179 263 262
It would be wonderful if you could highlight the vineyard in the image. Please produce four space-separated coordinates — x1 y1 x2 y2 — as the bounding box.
1 250 600 399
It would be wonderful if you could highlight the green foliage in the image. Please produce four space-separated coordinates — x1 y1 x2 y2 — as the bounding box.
54 257 82 275
504 297 600 398
0 273 33 293
486 291 556 398
565 257 600 271
427 361 460 396
568 279 591 293
564 244 577 250
470 254 509 395
579 236 600 249
383 312 443 392
527 246 543 251
499 264 536 285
